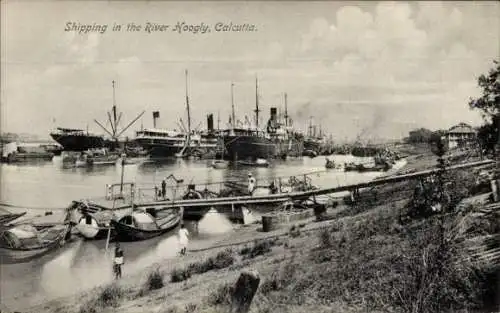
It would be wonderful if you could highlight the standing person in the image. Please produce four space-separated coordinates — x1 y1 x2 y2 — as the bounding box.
178 224 189 256
161 178 167 199
113 242 124 279
247 173 256 195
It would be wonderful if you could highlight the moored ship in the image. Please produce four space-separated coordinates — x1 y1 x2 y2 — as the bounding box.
222 80 303 161
133 71 219 158
50 128 108 151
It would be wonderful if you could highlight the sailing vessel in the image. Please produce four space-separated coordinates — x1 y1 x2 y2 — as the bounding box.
222 80 303 161
134 71 218 158
50 81 144 152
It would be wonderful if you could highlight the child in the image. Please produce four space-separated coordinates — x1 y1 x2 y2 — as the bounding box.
113 242 124 279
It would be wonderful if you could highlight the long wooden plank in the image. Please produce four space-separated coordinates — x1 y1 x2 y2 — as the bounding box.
151 159 495 209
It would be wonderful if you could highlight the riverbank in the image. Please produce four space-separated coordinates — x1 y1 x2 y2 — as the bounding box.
16 146 499 313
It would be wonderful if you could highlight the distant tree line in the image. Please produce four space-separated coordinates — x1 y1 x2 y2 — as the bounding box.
404 128 447 145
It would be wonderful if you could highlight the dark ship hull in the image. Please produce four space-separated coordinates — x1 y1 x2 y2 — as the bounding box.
50 133 106 151
223 135 302 161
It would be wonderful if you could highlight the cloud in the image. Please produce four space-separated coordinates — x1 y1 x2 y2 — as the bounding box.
1 1 498 140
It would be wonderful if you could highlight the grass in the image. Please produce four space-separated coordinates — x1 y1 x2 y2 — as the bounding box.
239 238 278 259
171 249 235 283
78 283 124 313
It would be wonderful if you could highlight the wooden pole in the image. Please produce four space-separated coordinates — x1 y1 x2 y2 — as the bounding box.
230 270 260 313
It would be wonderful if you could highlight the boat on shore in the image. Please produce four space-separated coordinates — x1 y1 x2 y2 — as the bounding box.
0 223 72 264
111 208 182 241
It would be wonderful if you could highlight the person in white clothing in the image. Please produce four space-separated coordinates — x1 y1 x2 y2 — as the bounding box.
178 224 189 256
248 173 256 195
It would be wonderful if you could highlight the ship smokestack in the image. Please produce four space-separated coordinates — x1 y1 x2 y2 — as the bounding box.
153 111 160 128
270 108 277 121
207 114 214 132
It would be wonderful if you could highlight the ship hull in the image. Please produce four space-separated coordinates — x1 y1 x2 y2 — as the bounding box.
223 135 303 161
134 138 217 158
50 133 106 151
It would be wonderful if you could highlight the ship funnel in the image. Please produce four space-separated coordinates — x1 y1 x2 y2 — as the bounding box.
270 108 277 121
153 111 160 128
207 114 214 132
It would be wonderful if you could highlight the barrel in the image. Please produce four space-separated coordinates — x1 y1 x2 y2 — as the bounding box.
262 215 279 232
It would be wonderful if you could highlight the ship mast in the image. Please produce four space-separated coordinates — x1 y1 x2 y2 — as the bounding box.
284 92 288 127
254 76 261 130
112 80 117 137
185 70 191 135
231 82 236 130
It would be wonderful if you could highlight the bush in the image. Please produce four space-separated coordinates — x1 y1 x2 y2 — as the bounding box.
146 267 164 291
170 267 192 283
79 283 123 313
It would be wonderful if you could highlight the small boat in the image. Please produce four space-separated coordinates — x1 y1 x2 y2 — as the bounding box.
237 158 269 168
211 160 229 169
0 223 72 263
111 208 182 241
0 211 27 227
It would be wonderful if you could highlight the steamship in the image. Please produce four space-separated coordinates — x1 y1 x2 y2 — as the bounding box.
134 70 219 158
222 80 304 161
134 114 219 158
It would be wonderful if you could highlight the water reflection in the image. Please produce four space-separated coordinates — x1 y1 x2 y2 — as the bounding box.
0 154 408 311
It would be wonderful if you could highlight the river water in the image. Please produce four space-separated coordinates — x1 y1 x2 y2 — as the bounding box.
0 155 406 311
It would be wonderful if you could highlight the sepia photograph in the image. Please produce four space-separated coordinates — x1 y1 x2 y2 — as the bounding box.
0 1 499 312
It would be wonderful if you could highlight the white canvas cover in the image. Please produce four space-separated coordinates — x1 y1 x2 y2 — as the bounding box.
8 225 38 239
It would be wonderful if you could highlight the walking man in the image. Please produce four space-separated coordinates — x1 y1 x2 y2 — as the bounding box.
113 242 124 279
178 224 189 256
248 173 256 195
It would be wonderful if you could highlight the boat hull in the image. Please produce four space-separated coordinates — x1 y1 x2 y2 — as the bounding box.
50 133 106 151
223 135 302 161
111 214 181 241
0 224 71 264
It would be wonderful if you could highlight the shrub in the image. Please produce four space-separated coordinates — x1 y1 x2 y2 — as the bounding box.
171 267 191 283
146 267 164 291
79 283 123 313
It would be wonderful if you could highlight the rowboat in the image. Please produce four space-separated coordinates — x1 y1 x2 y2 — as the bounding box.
0 212 26 226
0 223 72 264
111 207 182 241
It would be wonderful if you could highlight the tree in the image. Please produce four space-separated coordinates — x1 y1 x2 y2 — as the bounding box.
469 60 499 154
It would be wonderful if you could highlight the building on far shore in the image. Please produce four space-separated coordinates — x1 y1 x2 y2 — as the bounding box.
443 122 477 149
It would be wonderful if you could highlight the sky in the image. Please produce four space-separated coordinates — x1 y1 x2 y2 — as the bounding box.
1 1 499 142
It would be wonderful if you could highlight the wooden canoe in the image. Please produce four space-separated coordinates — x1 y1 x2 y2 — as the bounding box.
0 223 72 264
111 208 182 241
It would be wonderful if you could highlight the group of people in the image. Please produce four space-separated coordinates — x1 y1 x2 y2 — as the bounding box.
112 224 190 280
